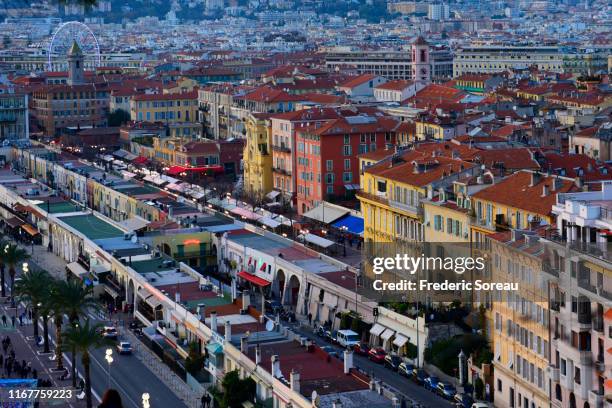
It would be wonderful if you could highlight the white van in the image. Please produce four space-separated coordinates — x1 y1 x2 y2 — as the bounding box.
336 330 360 348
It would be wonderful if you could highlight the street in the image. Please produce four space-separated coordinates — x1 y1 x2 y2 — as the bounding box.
6 240 190 408
288 322 454 408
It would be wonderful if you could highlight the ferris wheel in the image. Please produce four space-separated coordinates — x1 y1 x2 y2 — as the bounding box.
47 21 101 71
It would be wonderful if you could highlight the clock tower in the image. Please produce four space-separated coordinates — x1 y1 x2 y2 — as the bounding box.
411 36 431 86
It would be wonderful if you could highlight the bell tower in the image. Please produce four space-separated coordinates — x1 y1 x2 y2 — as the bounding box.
411 36 431 86
67 40 84 85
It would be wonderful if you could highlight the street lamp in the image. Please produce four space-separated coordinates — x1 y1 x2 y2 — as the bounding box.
142 393 150 408
105 349 113 388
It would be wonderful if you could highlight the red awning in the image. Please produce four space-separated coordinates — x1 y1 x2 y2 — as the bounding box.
132 156 149 165
167 165 224 176
237 271 271 287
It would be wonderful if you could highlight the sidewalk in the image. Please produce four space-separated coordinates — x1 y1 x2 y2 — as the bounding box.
0 301 85 408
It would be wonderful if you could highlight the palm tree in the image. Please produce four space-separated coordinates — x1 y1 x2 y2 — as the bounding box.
14 269 52 342
62 320 112 408
0 239 8 298
56 279 100 386
49 281 69 371
39 300 52 354
2 244 29 300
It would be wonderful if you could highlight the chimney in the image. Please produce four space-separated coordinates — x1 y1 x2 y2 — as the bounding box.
197 304 206 321
271 355 281 378
332 400 342 408
242 291 251 311
224 321 231 343
343 349 354 374
210 311 217 332
575 176 583 188
255 345 261 365
542 184 549 197
240 336 248 353
530 171 541 187
290 370 300 393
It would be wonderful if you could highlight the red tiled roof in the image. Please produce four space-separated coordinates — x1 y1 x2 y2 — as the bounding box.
375 79 414 91
338 74 378 89
239 86 304 103
472 171 577 216
132 90 198 101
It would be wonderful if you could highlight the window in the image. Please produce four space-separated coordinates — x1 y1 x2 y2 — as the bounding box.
343 172 352 182
326 160 333 171
343 145 352 156
326 173 334 184
497 379 502 392
344 159 351 170
344 135 350 144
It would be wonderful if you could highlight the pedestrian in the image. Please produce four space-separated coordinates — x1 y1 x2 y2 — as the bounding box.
10 315 15 328
32 368 37 379
0 353 3 368
28 309 32 322
98 389 124 408
307 312 312 325
1 315 6 326
9 348 15 360
18 314 23 326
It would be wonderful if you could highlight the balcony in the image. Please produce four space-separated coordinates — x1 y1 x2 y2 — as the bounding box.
589 389 604 407
388 199 423 218
549 366 560 382
543 262 560 278
595 356 605 372
593 316 604 332
469 215 510 233
272 167 291 176
578 279 612 302
272 144 291 153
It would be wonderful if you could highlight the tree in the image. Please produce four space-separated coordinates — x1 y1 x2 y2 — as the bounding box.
184 342 205 376
107 109 131 127
214 369 256 408
49 280 69 371
0 239 9 298
55 279 99 386
61 320 113 408
2 244 30 300
474 377 484 400
14 269 52 342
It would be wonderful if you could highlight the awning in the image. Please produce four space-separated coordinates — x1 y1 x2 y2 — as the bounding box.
21 224 39 236
380 328 395 341
206 342 224 355
104 284 120 299
393 333 409 347
265 190 280 200
303 203 349 224
237 271 271 287
259 216 280 229
66 262 88 278
230 207 261 221
370 323 385 337
145 294 163 309
344 184 360 190
167 165 223 176
132 156 149 165
298 233 335 249
331 215 364 236
118 216 150 232
166 183 188 192
13 203 29 212
5 217 24 228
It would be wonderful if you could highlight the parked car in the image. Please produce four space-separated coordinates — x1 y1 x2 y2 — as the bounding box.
398 362 414 377
412 368 428 385
314 326 326 337
454 393 474 408
437 382 457 399
471 403 493 408
336 330 360 348
384 354 402 371
320 346 342 360
353 343 370 356
368 347 386 363
424 375 439 392
324 330 338 344
101 326 118 340
116 341 132 355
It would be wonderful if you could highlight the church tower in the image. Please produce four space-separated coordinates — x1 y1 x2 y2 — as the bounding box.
67 40 84 85
411 36 431 86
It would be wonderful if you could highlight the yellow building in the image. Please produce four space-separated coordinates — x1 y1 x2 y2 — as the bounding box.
130 90 199 123
488 230 550 408
422 181 473 243
154 230 214 269
243 113 273 200
415 118 466 141
470 171 576 247
357 149 476 244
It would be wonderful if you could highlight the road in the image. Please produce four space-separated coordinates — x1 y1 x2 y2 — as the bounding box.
287 321 454 408
10 242 189 408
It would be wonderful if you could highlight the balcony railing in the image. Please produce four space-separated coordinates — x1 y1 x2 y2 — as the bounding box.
272 167 291 176
578 279 612 302
272 144 291 153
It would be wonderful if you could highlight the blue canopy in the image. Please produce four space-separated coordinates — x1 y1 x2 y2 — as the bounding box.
331 215 364 236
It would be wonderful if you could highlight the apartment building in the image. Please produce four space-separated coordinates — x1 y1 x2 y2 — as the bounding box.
243 113 273 199
0 93 28 141
130 91 199 123
295 115 398 214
